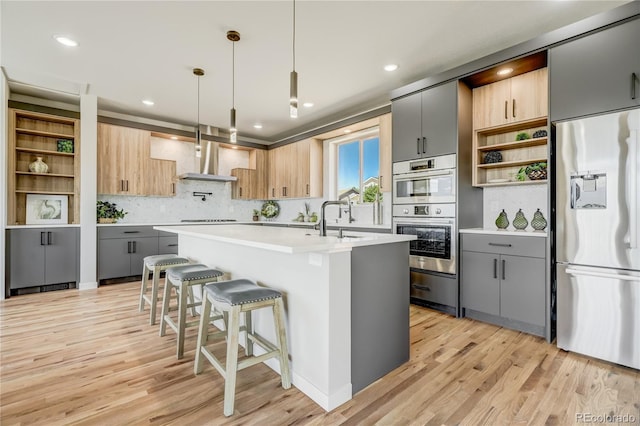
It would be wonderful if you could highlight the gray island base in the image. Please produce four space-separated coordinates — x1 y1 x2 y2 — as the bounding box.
155 224 413 411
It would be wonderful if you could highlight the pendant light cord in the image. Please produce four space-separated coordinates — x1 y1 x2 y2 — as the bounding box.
197 73 200 124
292 0 296 71
232 41 235 108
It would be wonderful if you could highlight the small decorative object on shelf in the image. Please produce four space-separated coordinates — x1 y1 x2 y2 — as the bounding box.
261 200 280 220
513 209 529 230
483 150 502 164
531 208 547 231
97 200 127 224
532 130 547 138
516 162 547 181
252 209 260 221
495 209 509 230
56 139 74 153
29 157 49 173
516 132 531 141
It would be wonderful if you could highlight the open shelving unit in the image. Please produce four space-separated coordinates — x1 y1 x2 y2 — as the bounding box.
8 109 81 225
472 117 548 187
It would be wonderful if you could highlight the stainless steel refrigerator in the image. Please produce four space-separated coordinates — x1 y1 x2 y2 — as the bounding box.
556 108 639 370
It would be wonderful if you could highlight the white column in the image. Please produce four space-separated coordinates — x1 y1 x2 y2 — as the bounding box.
0 71 8 300
79 94 98 289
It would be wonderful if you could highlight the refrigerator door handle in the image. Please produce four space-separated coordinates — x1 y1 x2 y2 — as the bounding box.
565 268 640 282
629 113 638 249
570 180 580 209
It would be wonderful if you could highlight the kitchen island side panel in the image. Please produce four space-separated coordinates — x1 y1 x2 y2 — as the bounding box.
351 242 410 394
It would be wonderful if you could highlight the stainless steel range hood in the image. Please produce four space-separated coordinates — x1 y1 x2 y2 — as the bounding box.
179 125 237 182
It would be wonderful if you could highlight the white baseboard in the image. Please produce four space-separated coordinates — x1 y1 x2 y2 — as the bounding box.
78 281 98 290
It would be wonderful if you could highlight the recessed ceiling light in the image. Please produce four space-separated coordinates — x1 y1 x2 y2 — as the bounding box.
253 124 263 129
497 68 513 76
170 136 178 140
384 64 398 72
54 36 78 47
344 129 352 134
303 102 314 108
142 99 154 106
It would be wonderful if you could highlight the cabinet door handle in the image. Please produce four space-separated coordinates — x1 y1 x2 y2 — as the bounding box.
167 244 178 247
172 183 175 194
417 138 421 155
272 188 275 197
132 241 137 253
47 232 52 245
512 99 516 118
422 137 426 154
504 100 508 120
124 231 140 234
127 241 132 253
40 232 47 246
488 242 512 247
239 187 243 197
412 284 431 292
493 258 498 279
502 259 506 280
632 72 638 100
306 183 310 195
126 180 129 191
380 176 383 189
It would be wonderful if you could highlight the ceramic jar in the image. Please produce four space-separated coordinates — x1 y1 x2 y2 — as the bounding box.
513 209 529 230
29 157 48 173
531 208 547 231
495 209 509 230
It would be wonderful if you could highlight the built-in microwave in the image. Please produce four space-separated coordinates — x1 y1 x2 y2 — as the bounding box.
392 154 456 205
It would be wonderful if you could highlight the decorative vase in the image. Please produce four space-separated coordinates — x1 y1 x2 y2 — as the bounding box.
513 209 529 230
531 208 547 231
29 157 48 173
495 209 509 230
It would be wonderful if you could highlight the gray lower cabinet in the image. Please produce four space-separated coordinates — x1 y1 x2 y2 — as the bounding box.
549 18 640 122
460 233 546 336
392 81 458 162
98 226 177 281
6 227 79 291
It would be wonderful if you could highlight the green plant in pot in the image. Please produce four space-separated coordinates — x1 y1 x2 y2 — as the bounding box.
252 209 260 221
97 201 127 224
516 162 547 181
516 132 531 141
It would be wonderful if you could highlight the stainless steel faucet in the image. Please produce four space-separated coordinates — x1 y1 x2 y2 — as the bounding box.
320 200 352 236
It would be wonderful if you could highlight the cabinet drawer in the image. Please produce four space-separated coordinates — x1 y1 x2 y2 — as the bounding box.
159 236 179 255
461 233 545 258
410 271 457 307
98 226 158 239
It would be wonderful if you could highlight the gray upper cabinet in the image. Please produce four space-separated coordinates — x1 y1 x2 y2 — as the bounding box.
7 227 79 290
549 18 640 122
392 81 457 162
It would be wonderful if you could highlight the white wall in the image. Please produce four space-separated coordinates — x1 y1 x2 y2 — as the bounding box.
79 94 98 289
1 70 8 299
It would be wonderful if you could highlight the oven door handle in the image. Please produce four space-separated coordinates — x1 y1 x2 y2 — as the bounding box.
394 218 455 225
393 169 454 180
412 284 432 292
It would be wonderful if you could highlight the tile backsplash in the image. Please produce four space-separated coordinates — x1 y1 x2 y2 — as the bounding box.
482 184 548 231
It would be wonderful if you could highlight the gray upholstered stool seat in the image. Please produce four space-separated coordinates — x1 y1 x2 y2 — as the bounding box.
138 254 190 326
159 264 225 359
195 279 291 417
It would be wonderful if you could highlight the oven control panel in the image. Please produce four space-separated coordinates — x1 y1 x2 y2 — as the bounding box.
392 203 455 218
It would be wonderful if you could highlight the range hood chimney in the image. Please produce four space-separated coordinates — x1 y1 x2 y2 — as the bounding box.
179 125 237 182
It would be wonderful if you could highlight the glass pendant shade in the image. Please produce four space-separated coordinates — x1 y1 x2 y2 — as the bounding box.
230 108 237 143
290 70 298 118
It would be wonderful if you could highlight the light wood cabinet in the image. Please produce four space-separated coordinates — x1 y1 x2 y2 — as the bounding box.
471 68 549 187
97 123 176 196
268 138 322 199
473 68 548 130
7 109 81 225
231 149 267 200
378 113 392 192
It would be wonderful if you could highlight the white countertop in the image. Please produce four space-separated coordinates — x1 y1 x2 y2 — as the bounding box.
96 220 392 231
6 224 82 229
459 227 548 237
154 224 414 254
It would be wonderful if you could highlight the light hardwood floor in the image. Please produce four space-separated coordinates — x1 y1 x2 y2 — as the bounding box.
1 281 638 425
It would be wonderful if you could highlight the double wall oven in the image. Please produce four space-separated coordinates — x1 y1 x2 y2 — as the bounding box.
393 154 458 315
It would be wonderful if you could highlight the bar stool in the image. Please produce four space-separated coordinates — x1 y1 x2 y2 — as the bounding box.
159 263 225 359
139 254 190 325
194 279 291 417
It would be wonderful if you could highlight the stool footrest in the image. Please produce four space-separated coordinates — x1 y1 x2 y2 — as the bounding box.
201 347 227 378
237 351 279 371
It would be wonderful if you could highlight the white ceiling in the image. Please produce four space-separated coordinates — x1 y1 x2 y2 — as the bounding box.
1 1 630 143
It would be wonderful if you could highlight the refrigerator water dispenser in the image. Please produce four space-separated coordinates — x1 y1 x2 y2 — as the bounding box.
570 172 606 209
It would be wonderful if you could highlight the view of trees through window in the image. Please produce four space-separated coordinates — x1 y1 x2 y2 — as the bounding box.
336 133 380 203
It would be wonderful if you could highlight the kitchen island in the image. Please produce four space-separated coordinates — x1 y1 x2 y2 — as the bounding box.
154 224 415 411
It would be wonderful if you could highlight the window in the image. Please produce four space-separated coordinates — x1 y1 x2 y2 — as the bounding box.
332 128 380 203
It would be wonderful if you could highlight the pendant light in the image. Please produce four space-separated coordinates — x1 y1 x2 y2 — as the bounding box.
193 67 204 157
227 30 240 143
289 0 298 118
